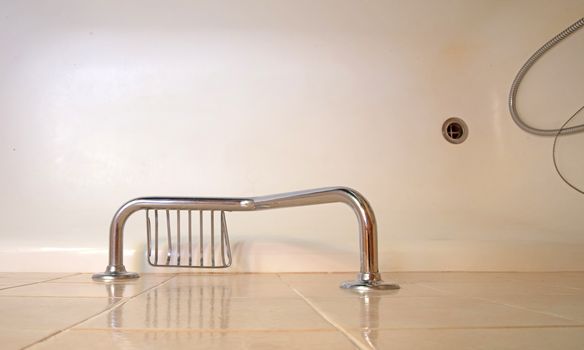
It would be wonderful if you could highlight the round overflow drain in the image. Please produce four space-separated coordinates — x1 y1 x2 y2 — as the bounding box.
442 117 468 144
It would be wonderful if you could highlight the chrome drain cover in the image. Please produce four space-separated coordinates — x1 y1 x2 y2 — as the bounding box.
442 117 468 144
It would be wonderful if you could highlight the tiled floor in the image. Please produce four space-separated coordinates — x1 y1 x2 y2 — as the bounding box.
1 272 584 349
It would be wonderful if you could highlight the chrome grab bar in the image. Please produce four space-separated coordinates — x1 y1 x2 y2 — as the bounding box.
92 187 399 290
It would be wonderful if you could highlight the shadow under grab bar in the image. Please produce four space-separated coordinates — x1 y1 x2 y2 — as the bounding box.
92 186 399 291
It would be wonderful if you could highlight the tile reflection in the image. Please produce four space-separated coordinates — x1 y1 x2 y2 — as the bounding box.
101 283 129 300
359 294 381 349
87 276 333 331
340 287 400 349
104 283 232 329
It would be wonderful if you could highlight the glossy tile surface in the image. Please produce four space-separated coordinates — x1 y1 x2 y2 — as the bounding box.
347 327 584 350
0 272 582 349
50 273 173 285
0 272 78 290
162 274 299 298
81 295 333 330
0 273 173 298
479 294 584 322
0 296 119 331
381 272 522 283
510 272 584 289
280 273 447 298
0 281 165 298
0 329 57 350
0 272 77 281
307 295 577 330
418 280 583 296
32 329 357 350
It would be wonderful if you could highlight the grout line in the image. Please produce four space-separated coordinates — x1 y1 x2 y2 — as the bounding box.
21 300 127 350
366 324 584 331
22 274 178 349
71 327 338 333
276 274 368 350
415 282 454 293
416 282 584 325
469 295 584 324
0 273 82 291
14 272 584 349
0 295 125 299
291 288 369 350
70 323 584 332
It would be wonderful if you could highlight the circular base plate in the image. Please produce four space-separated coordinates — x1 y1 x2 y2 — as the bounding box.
92 271 140 282
340 279 400 292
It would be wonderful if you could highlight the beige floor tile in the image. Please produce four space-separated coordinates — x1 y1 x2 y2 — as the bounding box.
157 274 299 298
51 273 174 284
346 327 584 350
509 272 584 290
0 329 56 350
481 295 584 323
0 274 174 298
307 296 577 330
1 271 583 350
0 282 33 290
279 273 445 298
79 292 334 330
0 296 120 331
0 272 77 280
0 272 78 287
418 280 583 297
382 272 522 283
30 329 357 350
0 281 166 298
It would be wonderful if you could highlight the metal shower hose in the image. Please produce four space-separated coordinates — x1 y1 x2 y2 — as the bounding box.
509 17 584 136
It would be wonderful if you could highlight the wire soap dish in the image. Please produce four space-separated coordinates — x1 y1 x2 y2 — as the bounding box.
92 187 399 291
145 209 232 268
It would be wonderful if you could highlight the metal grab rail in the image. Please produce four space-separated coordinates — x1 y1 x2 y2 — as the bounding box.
92 187 399 291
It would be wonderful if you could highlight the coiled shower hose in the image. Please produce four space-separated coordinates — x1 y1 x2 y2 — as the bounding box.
508 17 584 136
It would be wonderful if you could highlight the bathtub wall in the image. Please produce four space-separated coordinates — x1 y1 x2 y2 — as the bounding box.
1 0 584 272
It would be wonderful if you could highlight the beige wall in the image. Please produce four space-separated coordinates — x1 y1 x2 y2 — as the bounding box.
1 0 583 272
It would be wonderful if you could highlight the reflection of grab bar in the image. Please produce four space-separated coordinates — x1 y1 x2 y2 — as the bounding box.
92 187 399 291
